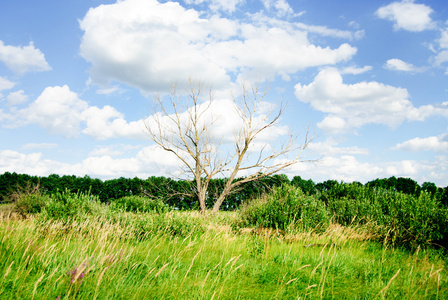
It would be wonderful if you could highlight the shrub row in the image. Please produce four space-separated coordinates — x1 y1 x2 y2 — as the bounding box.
235 184 330 233
10 181 448 251
235 183 448 251
0 172 290 210
14 190 203 240
2 172 447 209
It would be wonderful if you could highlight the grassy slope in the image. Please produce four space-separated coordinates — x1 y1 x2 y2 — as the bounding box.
0 210 446 299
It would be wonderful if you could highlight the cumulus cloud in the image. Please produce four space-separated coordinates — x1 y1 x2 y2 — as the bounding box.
79 0 357 93
144 96 289 148
384 58 423 72
0 146 183 179
21 143 58 150
184 0 244 13
293 23 364 40
1 142 446 184
385 160 419 176
262 0 299 18
308 138 369 156
95 85 123 95
375 0 435 32
294 68 448 133
6 90 28 106
284 139 446 185
439 27 448 49
81 106 145 140
433 27 448 72
0 77 15 91
0 150 60 176
0 41 51 75
89 144 140 157
340 65 372 74
285 153 383 183
393 135 448 152
7 85 144 139
17 85 88 137
6 82 288 144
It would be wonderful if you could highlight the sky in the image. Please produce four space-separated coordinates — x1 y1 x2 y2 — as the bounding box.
0 0 447 186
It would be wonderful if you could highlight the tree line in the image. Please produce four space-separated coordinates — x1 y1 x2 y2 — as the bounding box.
1 172 446 210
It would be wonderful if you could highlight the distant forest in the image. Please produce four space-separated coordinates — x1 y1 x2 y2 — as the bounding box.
0 172 446 210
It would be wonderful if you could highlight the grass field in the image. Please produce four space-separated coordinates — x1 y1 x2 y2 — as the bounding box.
1 206 446 299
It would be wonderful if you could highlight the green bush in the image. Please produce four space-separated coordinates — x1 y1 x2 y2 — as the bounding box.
14 193 50 216
8 184 49 216
43 190 105 221
319 183 381 225
321 183 448 249
109 195 171 214
234 184 330 233
379 191 448 249
131 213 205 239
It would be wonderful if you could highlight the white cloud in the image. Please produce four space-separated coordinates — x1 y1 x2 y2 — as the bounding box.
285 154 383 183
433 28 448 70
0 146 184 179
144 96 288 147
385 160 419 176
293 23 364 40
6 90 28 106
0 41 51 75
439 27 448 49
82 105 127 139
348 21 360 29
316 116 348 134
392 135 448 152
5 82 289 143
309 138 369 156
384 58 423 72
340 65 372 75
7 85 144 139
1 144 446 185
79 0 357 93
262 0 300 18
96 85 123 95
17 85 88 137
0 150 61 176
89 144 140 157
376 0 435 32
294 68 448 133
0 110 8 122
0 77 15 91
284 142 447 186
21 143 58 150
184 0 244 13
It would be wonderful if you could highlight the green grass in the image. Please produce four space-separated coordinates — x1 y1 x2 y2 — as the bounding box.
0 209 446 299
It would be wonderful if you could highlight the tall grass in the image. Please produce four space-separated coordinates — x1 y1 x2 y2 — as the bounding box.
236 183 448 250
0 184 447 299
0 209 446 299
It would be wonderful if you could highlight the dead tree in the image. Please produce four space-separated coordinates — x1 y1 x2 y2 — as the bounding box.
144 79 312 213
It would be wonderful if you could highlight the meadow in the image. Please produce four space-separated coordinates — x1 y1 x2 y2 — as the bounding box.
0 183 447 299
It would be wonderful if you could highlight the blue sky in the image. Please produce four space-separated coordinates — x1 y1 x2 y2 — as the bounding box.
0 0 447 186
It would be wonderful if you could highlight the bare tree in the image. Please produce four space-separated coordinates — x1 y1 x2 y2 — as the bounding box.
144 79 313 213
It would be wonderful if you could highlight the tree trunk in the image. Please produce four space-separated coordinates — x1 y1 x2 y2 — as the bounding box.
212 182 233 213
198 188 207 213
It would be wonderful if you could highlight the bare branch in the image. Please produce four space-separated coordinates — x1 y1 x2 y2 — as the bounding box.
144 79 314 213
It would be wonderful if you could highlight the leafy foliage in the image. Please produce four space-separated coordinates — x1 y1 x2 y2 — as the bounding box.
12 184 50 216
235 184 330 233
3 172 448 251
42 190 105 222
109 196 171 214
320 182 448 249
